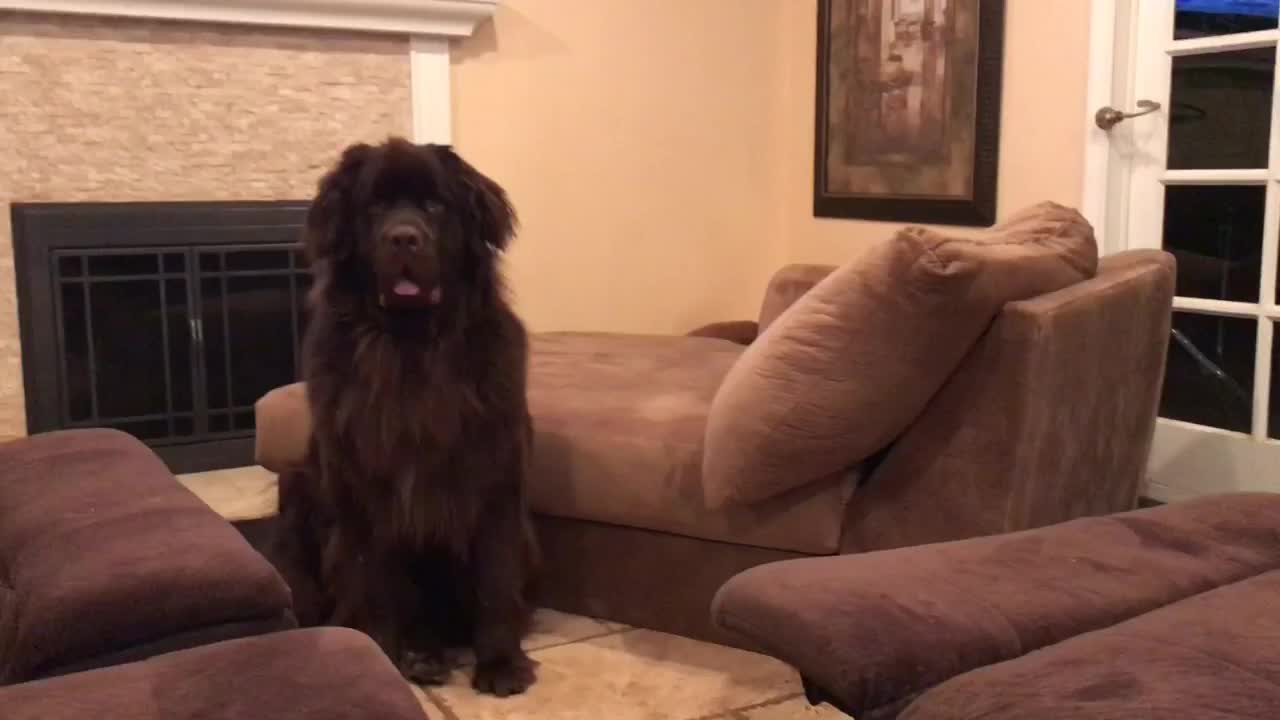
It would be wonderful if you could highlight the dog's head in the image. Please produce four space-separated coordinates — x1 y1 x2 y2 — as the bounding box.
304 138 515 315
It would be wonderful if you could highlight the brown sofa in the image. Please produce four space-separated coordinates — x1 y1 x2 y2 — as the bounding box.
254 204 1176 643
0 429 294 683
2 628 427 720
712 492 1280 719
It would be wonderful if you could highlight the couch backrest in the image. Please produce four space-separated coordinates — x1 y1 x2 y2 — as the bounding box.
841 249 1176 552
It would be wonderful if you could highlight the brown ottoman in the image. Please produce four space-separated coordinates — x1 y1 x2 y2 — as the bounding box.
712 493 1280 719
900 569 1280 719
0 429 294 683
0 628 426 720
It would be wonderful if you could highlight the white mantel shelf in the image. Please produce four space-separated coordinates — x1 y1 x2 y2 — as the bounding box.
0 0 500 37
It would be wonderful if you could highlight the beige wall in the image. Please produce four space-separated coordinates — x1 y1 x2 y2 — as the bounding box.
451 0 788 335
0 12 411 441
452 0 1093 321
775 0 1092 265
0 2 1093 440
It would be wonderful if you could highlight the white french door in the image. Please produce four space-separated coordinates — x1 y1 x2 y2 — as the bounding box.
1119 0 1280 500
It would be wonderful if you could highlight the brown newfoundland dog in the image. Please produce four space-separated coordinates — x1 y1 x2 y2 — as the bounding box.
274 138 538 696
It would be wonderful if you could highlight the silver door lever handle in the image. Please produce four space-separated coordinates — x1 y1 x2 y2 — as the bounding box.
1095 100 1162 130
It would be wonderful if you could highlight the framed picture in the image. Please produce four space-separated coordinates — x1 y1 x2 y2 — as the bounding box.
814 0 1006 226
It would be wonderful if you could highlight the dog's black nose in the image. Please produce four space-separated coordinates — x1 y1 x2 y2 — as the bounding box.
386 225 423 251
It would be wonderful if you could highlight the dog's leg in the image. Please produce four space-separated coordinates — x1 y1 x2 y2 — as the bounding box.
469 497 537 697
391 556 451 686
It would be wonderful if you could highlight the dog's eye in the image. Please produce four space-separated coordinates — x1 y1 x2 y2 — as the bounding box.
425 201 445 216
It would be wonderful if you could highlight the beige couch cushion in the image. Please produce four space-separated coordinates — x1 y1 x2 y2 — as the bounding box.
703 202 1099 508
254 334 858 554
529 332 857 555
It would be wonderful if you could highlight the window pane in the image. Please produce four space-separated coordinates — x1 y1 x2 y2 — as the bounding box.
87 252 159 278
1163 185 1264 302
1161 312 1256 432
1176 0 1280 40
1168 47 1274 170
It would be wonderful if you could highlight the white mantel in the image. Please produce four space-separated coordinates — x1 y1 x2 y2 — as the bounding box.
0 0 501 143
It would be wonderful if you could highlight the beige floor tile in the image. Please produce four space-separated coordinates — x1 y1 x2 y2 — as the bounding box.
525 608 616 651
408 684 437 719
431 629 801 720
737 695 850 719
177 465 279 521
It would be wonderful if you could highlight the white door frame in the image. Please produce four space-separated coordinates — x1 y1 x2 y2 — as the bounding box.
1084 0 1280 502
1082 0 1138 256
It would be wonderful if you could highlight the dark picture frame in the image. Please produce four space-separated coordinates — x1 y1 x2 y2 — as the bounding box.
814 0 1006 226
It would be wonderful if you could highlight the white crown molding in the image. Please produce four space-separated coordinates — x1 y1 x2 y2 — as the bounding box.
0 0 499 37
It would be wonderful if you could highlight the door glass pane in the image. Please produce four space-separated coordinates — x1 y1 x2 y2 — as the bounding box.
1162 312 1256 432
164 278 193 414
1168 47 1274 170
199 251 298 429
59 281 91 422
90 278 168 430
1164 185 1264 302
225 274 297 410
1176 0 1280 40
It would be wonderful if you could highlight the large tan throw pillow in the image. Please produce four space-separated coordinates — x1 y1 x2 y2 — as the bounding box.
703 202 1098 507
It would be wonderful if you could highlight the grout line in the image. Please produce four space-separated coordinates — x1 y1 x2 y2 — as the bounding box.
526 626 638 655
423 687 461 720
684 693 804 720
718 692 808 718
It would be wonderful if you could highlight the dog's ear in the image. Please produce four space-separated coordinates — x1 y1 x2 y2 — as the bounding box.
305 143 373 264
429 144 517 253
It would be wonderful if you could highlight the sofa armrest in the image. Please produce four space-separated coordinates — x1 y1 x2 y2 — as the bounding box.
757 264 836 333
711 493 1280 719
687 320 759 345
840 250 1176 552
254 382 310 473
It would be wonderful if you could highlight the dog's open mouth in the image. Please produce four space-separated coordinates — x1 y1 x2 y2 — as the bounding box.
394 278 423 297
381 271 443 309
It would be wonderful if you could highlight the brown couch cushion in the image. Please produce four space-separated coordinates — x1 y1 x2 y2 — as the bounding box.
703 202 1098 507
255 382 310 473
712 492 1280 719
529 332 858 554
902 569 1280 720
0 429 293 683
0 628 425 720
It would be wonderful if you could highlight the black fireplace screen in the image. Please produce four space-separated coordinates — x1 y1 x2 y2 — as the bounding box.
13 202 311 473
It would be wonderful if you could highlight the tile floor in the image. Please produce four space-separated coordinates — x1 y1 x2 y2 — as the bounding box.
178 467 847 720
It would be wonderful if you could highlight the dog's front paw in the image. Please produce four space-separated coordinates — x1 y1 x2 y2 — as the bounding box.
472 654 536 697
399 650 451 686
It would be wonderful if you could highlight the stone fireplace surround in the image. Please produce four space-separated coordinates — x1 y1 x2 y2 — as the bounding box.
0 0 498 442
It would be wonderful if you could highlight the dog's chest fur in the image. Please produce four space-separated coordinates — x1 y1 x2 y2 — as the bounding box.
320 324 507 553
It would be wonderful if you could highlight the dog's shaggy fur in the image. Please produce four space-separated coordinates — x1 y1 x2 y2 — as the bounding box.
274 138 539 696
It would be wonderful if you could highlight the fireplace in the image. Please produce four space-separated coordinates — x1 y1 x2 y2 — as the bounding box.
0 2 494 453
12 202 311 472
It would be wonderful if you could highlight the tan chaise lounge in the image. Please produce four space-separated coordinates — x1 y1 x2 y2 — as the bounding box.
255 202 1177 644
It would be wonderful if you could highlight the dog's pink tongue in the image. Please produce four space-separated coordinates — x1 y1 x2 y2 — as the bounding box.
393 279 421 297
